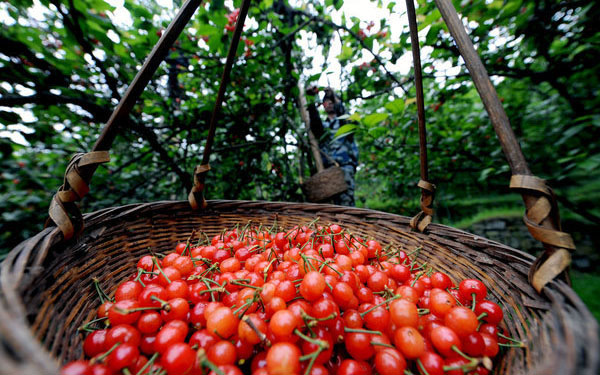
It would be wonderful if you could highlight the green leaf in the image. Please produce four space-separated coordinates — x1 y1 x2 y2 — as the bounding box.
210 0 224 11
306 73 321 84
363 113 389 127
578 154 600 172
489 0 503 10
419 9 441 31
479 167 495 182
500 0 522 16
333 124 357 140
556 124 585 145
368 126 388 138
337 45 353 62
425 24 442 45
384 99 405 114
348 113 362 122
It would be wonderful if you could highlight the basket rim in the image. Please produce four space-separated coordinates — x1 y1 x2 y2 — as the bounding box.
80 198 538 259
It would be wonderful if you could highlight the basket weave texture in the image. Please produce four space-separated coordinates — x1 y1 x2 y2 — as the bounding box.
0 200 598 375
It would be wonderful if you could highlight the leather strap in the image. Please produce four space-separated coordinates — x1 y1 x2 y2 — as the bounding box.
410 179 436 232
47 152 110 239
510 174 575 292
188 164 211 210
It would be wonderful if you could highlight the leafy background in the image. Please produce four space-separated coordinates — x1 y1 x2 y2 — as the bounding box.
1 0 599 318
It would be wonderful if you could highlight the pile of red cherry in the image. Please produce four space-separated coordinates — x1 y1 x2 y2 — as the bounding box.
61 222 520 375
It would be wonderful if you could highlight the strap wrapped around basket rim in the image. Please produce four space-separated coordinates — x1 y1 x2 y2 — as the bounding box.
47 151 110 240
510 174 576 292
188 164 210 210
410 179 436 232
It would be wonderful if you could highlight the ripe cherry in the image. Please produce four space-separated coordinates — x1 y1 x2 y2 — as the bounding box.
374 348 406 375
161 342 195 374
266 342 301 375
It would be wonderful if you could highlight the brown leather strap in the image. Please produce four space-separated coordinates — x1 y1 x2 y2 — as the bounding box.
188 164 211 210
510 174 575 292
47 152 110 239
417 179 435 192
410 179 436 232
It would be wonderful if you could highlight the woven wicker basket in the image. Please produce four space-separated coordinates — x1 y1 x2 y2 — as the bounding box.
1 201 598 374
1 0 598 374
302 166 349 203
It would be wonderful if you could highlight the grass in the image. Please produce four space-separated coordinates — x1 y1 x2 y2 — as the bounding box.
439 206 523 229
570 271 600 323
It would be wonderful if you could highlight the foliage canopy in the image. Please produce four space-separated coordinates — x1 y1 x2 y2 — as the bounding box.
1 0 599 253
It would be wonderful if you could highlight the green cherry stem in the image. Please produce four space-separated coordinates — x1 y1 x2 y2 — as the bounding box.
294 329 329 349
133 268 146 288
295 329 328 375
410 271 424 287
78 317 108 332
135 352 159 375
451 345 480 368
150 295 171 311
91 342 120 364
344 327 383 336
499 342 526 348
301 311 337 324
309 256 343 277
152 256 171 284
115 305 164 314
498 332 525 345
416 358 430 375
230 280 262 290
197 348 225 375
92 278 113 303
263 258 278 282
360 295 400 317
233 295 257 318
370 341 395 348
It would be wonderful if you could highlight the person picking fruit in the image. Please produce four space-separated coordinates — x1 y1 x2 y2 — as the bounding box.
306 86 359 206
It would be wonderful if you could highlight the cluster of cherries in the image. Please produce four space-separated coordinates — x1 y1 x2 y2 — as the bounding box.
61 222 520 375
222 8 253 57
224 9 241 32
